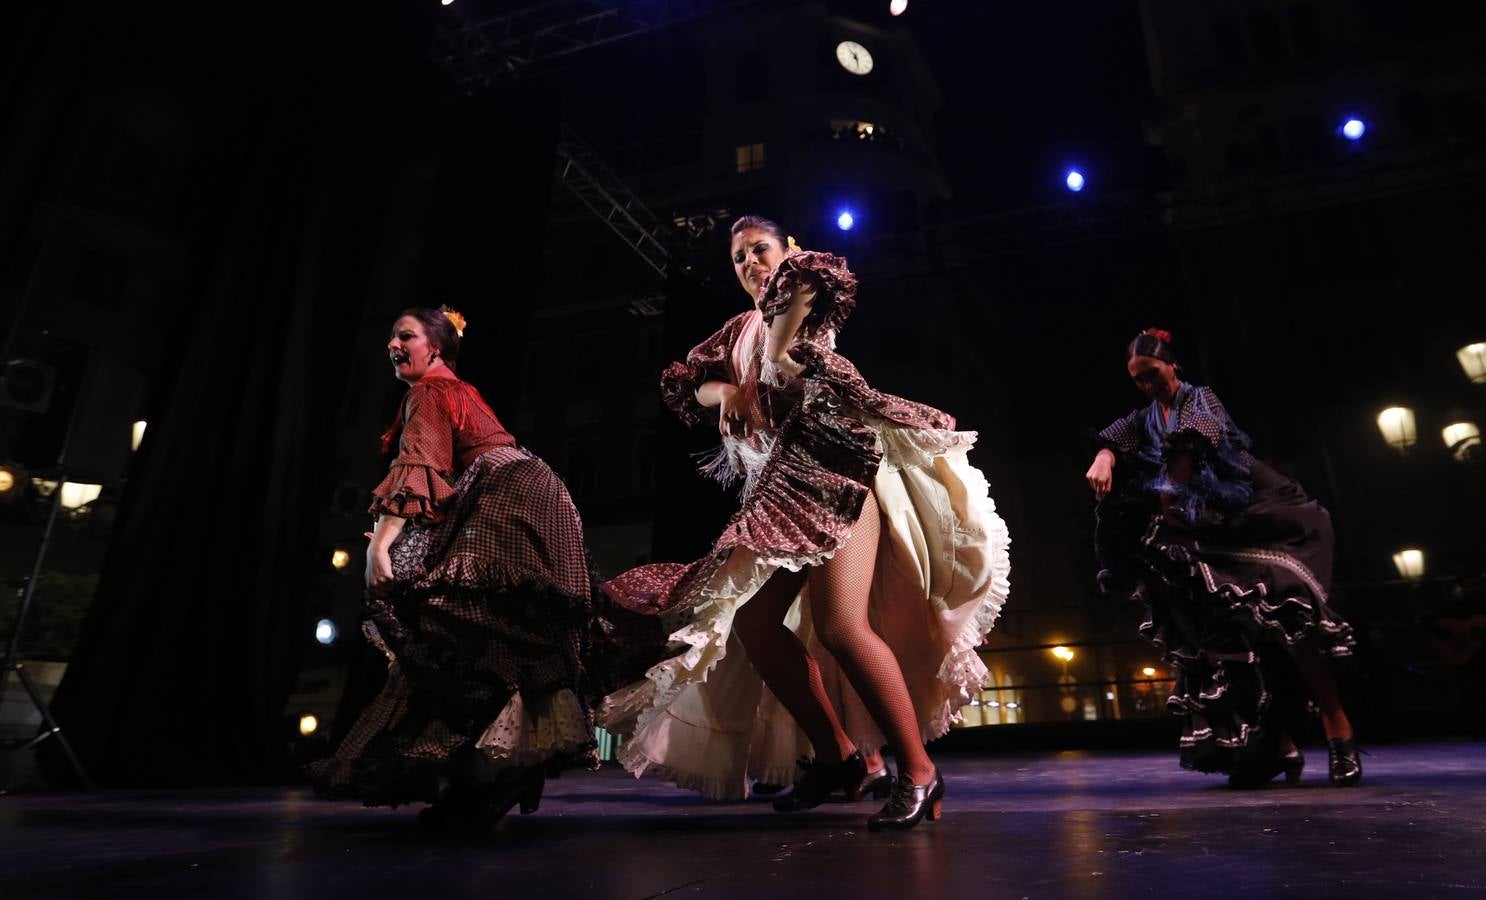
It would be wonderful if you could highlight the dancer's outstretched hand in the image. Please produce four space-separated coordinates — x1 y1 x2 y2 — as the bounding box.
1086 449 1115 499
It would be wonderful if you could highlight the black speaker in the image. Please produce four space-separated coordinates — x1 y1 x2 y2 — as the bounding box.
0 359 56 412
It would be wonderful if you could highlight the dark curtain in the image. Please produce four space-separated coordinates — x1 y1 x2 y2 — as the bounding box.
43 0 439 785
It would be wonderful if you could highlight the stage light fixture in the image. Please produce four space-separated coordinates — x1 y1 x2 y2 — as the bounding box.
1065 169 1086 192
1341 118 1366 141
132 420 148 451
330 548 351 570
890 0 908 15
57 482 102 510
315 619 338 645
836 210 855 231
299 713 319 736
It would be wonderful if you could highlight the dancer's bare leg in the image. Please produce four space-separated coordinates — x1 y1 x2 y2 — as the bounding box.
810 492 935 786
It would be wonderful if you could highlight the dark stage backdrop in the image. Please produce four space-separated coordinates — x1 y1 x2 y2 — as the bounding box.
37 1 559 785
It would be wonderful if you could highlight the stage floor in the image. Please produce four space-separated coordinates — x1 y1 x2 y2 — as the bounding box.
3 742 1485 899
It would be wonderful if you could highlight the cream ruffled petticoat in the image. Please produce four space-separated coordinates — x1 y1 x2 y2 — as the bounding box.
599 423 1011 800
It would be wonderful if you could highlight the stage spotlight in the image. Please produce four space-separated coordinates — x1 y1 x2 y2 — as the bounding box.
132 420 147 452
330 548 351 570
1141 666 1157 678
1065 169 1086 192
440 0 455 5
1341 118 1366 141
0 465 16 498
299 713 319 736
315 619 338 645
889 0 908 15
836 210 855 231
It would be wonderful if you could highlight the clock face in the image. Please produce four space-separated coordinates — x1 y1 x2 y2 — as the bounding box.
835 40 873 76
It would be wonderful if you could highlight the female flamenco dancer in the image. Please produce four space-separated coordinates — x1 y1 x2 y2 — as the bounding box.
1085 328 1362 787
599 216 1012 831
309 307 652 831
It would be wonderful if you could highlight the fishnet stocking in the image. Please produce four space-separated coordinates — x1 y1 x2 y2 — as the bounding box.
733 565 854 764
809 492 935 785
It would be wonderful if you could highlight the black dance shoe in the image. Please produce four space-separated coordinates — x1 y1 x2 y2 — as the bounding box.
1228 749 1305 789
773 751 868 812
1328 737 1362 786
867 768 944 832
416 766 545 835
855 764 894 801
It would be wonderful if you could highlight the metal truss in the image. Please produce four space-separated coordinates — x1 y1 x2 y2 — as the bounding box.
553 124 675 279
434 0 748 89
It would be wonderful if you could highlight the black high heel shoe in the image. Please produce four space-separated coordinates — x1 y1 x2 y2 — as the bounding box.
1328 737 1362 786
774 751 868 812
417 766 546 834
1228 749 1305 789
867 768 944 832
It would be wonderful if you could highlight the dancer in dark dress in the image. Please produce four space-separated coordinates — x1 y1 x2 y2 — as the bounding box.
1085 328 1362 787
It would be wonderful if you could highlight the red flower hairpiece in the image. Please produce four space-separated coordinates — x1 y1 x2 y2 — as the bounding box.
1142 327 1173 344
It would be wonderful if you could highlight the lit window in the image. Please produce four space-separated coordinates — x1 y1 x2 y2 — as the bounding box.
734 143 766 174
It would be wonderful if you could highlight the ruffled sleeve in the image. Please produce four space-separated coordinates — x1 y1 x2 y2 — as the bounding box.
659 313 747 428
757 251 858 334
370 382 458 523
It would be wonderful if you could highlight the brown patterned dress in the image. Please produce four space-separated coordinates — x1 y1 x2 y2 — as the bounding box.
309 368 655 805
599 251 1012 800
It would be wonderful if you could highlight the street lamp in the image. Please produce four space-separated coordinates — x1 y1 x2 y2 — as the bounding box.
1443 422 1481 462
1392 548 1425 579
1376 406 1417 451
1458 343 1486 384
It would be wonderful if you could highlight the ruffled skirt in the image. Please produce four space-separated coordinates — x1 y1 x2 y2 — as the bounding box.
1099 462 1354 774
309 446 656 804
600 421 1012 800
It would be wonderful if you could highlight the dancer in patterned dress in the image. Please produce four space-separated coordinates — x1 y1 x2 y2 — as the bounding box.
310 307 656 831
600 217 1012 831
1086 328 1362 787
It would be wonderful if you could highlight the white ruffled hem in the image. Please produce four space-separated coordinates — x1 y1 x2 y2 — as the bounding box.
475 688 591 768
601 424 1011 799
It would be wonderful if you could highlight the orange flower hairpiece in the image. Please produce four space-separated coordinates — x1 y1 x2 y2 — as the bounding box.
440 305 467 337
